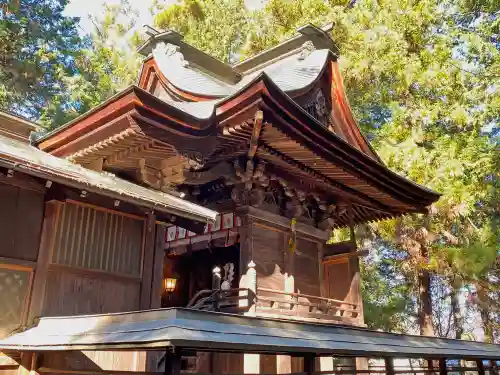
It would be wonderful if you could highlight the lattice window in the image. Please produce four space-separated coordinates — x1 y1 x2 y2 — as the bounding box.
52 203 144 278
0 266 31 337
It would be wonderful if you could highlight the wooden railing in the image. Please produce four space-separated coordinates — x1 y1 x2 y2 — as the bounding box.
256 287 359 322
186 288 254 313
186 287 359 323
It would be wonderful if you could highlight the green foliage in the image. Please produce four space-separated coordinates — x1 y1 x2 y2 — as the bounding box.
361 246 417 333
0 0 82 120
39 0 141 129
153 0 250 63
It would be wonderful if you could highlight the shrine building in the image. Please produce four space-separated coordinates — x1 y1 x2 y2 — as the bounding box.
0 23 498 375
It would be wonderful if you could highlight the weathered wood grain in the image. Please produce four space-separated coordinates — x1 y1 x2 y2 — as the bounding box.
0 184 43 262
51 202 143 277
42 268 140 316
27 201 61 325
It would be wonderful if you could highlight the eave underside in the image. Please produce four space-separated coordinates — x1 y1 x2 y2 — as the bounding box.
39 101 437 227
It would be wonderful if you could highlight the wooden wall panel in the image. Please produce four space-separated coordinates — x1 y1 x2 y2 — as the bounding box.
251 224 286 291
295 238 320 297
42 268 140 316
212 353 243 374
0 184 43 262
42 350 140 372
324 260 350 301
52 203 143 277
291 356 304 373
260 354 277 374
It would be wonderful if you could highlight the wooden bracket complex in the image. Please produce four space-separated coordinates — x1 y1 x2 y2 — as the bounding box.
248 110 264 159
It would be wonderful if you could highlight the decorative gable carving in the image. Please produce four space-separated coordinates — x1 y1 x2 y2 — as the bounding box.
153 42 189 68
302 88 333 129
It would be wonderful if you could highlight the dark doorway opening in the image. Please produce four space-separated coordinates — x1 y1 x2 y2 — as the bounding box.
162 244 240 308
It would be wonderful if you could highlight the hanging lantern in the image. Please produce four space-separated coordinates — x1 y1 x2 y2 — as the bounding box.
164 277 177 293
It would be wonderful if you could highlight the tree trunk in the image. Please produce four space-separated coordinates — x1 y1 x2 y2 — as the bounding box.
419 245 434 337
477 284 494 343
450 279 463 339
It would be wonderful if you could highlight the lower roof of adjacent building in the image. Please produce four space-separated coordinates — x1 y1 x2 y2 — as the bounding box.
0 132 217 229
1 308 498 360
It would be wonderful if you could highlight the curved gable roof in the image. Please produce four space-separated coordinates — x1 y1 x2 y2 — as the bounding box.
35 24 440 226
152 43 330 98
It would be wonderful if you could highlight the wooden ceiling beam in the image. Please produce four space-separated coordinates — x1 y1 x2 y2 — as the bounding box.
257 144 398 213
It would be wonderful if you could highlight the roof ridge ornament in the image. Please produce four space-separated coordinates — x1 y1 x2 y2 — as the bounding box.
153 42 189 68
298 41 316 60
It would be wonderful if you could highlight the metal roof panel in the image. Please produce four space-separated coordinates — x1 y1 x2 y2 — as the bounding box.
1 308 498 359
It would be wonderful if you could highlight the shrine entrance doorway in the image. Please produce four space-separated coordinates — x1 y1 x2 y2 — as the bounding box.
162 244 240 309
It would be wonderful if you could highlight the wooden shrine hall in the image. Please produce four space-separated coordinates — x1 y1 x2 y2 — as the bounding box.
0 110 216 335
1 23 498 375
33 22 441 325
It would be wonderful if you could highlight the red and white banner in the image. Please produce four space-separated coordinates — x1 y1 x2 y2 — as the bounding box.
165 212 241 243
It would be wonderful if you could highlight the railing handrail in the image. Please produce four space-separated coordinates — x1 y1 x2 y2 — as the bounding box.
187 289 216 308
187 288 251 308
256 287 358 308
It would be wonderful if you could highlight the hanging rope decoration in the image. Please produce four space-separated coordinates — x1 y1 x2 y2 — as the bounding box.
288 218 297 253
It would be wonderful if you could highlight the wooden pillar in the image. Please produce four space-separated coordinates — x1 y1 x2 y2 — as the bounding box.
17 352 38 375
304 354 316 375
164 349 181 375
27 201 61 324
385 358 395 375
238 213 253 310
28 353 39 375
348 202 356 246
439 359 447 375
347 202 363 324
146 224 166 372
140 212 156 309
151 224 166 309
279 223 293 375
318 243 326 298
476 360 485 375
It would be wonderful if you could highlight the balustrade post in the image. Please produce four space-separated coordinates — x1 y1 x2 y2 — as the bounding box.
212 266 221 289
247 260 257 314
212 266 221 311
